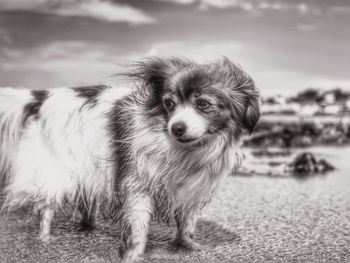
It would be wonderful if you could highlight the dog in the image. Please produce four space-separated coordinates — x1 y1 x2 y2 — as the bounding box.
0 57 260 263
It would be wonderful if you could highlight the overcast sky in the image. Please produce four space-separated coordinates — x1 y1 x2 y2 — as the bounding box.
0 0 349 96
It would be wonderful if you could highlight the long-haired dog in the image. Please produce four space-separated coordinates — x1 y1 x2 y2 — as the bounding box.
0 57 259 263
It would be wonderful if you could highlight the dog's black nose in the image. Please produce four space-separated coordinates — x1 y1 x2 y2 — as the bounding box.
171 122 186 137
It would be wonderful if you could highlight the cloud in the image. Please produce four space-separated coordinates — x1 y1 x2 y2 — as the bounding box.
158 0 195 4
297 23 317 31
309 78 350 89
329 5 350 15
1 40 123 87
2 40 117 70
156 0 322 14
0 0 155 24
142 41 243 61
1 40 244 74
0 28 12 45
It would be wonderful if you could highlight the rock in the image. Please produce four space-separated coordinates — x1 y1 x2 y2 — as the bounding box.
285 152 335 175
237 151 335 178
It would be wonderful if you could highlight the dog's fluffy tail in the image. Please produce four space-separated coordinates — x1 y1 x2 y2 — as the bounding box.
0 87 33 181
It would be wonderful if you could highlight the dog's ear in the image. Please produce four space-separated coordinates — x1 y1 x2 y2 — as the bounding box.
122 57 190 115
125 57 190 91
120 58 172 115
219 57 260 134
242 86 260 134
124 57 192 98
125 58 171 93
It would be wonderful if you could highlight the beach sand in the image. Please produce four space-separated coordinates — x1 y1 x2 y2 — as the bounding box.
1 146 350 263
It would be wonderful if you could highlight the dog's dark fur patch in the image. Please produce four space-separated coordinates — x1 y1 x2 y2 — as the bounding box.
22 90 49 126
176 69 208 101
108 95 135 218
31 90 49 102
73 85 109 108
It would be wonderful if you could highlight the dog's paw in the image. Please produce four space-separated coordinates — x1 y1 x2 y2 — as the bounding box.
79 219 96 231
175 237 202 251
118 246 144 263
120 253 144 263
120 259 143 263
38 234 52 243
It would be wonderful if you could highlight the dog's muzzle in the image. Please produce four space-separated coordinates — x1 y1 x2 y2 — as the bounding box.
170 121 197 143
168 105 207 144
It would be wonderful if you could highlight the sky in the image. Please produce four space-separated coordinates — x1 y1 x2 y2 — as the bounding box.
0 0 349 96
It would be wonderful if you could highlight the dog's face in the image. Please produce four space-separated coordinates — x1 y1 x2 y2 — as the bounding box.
129 57 260 146
161 73 234 145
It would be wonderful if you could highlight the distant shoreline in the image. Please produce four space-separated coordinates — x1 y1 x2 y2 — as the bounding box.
260 114 350 125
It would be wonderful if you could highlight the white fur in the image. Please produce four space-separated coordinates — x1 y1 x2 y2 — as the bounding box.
168 105 207 140
0 88 33 179
126 103 242 216
0 87 132 211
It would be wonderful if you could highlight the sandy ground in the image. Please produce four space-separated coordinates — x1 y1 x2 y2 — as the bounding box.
1 147 350 263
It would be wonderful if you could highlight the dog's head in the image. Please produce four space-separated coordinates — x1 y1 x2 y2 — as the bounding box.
127 57 260 146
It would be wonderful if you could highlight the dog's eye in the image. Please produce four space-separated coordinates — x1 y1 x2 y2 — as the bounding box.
164 99 175 111
196 99 211 110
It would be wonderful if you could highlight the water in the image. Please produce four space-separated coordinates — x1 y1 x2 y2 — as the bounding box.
1 147 350 262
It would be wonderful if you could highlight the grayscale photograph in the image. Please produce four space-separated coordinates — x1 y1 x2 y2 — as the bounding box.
0 0 349 262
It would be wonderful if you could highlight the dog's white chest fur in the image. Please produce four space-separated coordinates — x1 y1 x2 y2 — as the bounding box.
130 123 243 214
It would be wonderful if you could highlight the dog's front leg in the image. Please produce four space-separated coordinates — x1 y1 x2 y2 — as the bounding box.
35 203 55 242
174 208 201 251
120 193 153 263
